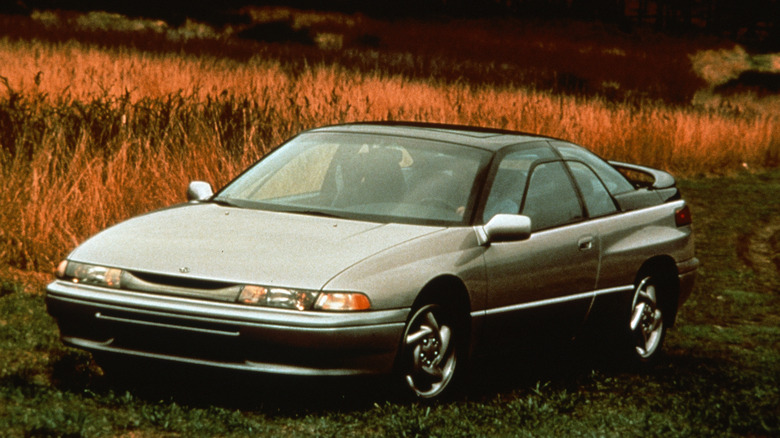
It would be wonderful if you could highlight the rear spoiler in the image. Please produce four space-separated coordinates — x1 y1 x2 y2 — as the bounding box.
609 161 676 189
609 161 681 210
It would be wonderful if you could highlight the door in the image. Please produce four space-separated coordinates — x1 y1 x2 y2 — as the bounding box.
481 158 600 347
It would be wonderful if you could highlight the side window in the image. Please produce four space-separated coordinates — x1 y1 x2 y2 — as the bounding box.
522 161 584 231
567 161 618 218
482 146 556 222
554 142 634 195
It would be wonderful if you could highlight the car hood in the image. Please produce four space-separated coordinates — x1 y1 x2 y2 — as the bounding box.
69 203 443 290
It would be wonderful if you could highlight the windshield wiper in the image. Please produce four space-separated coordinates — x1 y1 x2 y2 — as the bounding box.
277 208 346 219
208 199 345 218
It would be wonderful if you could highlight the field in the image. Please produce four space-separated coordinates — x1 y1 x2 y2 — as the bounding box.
1 7 779 437
1 9 779 275
1 171 778 437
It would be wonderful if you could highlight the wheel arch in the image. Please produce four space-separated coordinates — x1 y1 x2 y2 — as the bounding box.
634 255 680 326
412 275 471 310
405 275 473 356
413 275 470 325
393 275 473 398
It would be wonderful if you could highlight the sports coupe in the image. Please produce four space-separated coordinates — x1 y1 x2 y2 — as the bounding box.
46 122 698 398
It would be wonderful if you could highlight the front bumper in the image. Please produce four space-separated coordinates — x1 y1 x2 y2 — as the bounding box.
46 281 408 376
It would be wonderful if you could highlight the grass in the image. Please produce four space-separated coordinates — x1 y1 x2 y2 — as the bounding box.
1 172 778 437
1 35 778 273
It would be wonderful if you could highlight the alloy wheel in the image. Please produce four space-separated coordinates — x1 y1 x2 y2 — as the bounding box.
403 303 457 398
630 276 665 360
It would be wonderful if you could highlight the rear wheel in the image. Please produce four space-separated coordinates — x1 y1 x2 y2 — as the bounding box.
401 303 460 399
628 276 666 363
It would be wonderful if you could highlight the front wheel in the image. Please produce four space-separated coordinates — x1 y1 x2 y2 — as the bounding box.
400 303 460 399
628 276 666 363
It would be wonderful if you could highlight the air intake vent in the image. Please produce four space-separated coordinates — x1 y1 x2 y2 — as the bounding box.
129 271 234 290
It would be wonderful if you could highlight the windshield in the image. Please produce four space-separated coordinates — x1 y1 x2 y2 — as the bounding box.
215 132 491 225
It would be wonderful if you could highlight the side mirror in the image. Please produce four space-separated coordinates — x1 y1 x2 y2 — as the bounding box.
187 181 214 202
476 214 532 246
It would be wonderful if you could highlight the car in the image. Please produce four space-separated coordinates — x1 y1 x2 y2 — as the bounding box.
46 122 698 399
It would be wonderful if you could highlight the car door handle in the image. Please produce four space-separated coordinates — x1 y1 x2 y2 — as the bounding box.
578 236 594 251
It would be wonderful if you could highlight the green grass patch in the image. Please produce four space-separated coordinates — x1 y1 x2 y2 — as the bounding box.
1 171 779 437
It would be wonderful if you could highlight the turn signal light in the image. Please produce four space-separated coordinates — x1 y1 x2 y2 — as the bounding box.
314 292 371 311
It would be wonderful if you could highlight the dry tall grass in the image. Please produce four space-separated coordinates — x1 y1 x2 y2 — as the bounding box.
1 38 778 274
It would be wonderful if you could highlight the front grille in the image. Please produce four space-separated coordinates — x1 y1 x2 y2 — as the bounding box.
129 271 234 290
119 271 242 302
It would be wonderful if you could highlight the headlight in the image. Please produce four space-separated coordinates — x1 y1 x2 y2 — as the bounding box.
238 286 371 311
238 285 318 311
57 260 123 288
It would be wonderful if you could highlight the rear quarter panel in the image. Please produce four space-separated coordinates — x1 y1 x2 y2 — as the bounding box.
595 199 694 290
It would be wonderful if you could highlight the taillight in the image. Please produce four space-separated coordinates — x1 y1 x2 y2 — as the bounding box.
675 205 692 227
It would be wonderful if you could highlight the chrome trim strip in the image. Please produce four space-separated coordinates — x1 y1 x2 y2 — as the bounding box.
473 285 633 317
593 284 634 296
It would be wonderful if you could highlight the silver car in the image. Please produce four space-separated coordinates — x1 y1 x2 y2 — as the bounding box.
46 122 698 399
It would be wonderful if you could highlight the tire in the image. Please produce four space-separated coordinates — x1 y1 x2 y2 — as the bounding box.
400 302 461 399
626 275 667 364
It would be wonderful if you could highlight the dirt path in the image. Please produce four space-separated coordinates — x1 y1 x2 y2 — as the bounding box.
737 215 780 293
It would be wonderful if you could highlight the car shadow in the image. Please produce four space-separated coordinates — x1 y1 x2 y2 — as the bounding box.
462 340 623 399
51 352 399 413
48 339 680 413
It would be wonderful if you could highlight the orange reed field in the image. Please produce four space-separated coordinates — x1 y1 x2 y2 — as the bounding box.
0 38 778 275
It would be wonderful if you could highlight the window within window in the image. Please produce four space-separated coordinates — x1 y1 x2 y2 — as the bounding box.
554 143 634 195
521 161 584 231
567 161 618 218
482 146 557 222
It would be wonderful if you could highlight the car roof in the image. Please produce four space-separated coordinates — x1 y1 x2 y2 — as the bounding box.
307 122 562 152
